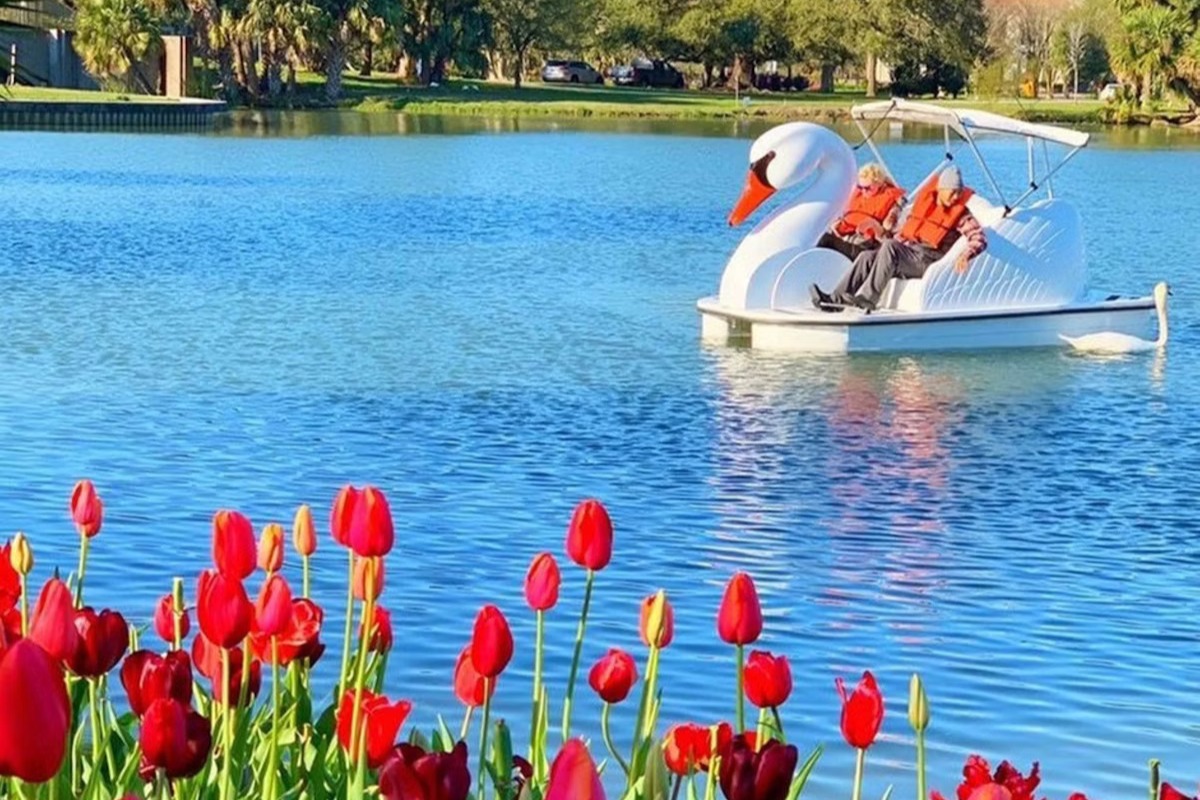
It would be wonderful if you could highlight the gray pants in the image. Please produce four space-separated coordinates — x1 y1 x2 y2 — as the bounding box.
833 239 940 304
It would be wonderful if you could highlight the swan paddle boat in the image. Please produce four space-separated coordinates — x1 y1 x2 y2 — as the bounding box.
697 99 1164 352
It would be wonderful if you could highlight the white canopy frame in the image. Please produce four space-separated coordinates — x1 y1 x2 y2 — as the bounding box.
850 99 1089 216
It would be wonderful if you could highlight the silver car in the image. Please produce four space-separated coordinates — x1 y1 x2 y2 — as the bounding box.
541 60 604 85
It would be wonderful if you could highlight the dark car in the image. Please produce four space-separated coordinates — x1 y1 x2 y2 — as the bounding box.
612 58 685 89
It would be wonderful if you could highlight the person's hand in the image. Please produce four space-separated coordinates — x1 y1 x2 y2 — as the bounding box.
856 218 883 238
954 252 970 274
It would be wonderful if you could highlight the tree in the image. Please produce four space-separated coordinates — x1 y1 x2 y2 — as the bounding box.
857 0 986 96
482 0 586 86
1110 1 1190 108
787 0 854 92
74 0 163 92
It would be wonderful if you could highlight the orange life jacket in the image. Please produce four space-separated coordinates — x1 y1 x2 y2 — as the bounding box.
834 184 907 237
899 184 974 250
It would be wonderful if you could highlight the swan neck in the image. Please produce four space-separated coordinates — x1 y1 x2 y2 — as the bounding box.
1156 299 1169 347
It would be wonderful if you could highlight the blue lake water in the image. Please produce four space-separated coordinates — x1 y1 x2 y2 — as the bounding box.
4 112 1200 798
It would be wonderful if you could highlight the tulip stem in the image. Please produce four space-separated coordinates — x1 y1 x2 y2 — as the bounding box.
172 577 184 652
460 705 474 743
1149 759 1161 800
337 549 354 699
302 555 311 599
916 729 927 800
755 706 768 750
347 559 376 769
268 638 281 800
478 678 493 800
852 747 866 800
17 574 27 636
771 706 785 744
221 648 234 800
629 641 661 785
670 774 683 800
735 644 746 733
530 608 544 760
88 678 102 775
74 535 89 607
561 568 595 742
601 703 630 776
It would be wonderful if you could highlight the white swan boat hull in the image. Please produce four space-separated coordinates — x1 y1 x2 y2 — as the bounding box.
697 294 1156 353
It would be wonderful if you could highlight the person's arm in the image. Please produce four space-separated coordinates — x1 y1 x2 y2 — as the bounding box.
954 212 987 272
881 196 906 234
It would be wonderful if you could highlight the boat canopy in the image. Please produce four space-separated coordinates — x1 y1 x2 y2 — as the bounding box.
849 99 1089 213
851 99 1090 149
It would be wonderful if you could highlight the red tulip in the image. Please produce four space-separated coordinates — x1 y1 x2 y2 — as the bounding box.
330 485 359 547
565 499 613 571
362 605 393 654
251 598 325 666
191 632 261 705
154 594 190 644
545 739 605 800
70 479 103 537
1161 786 1197 800
663 722 731 775
0 639 71 782
470 605 513 679
336 689 413 769
67 607 129 678
453 645 494 708
744 651 791 709
257 523 285 573
931 755 1042 800
196 569 253 649
139 698 212 779
120 650 193 716
293 504 316 557
588 648 637 704
29 578 80 662
717 572 762 646
254 574 294 637
353 556 385 601
640 592 674 648
378 740 471 800
0 607 19 645
524 552 561 611
836 671 884 750
718 733 797 800
0 542 20 611
349 486 395 558
212 510 256 580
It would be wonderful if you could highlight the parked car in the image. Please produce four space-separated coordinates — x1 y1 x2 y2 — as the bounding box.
1098 82 1124 102
611 58 685 89
541 60 604 84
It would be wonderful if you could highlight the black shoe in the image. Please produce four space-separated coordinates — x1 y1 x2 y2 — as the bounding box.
848 294 877 313
809 284 833 308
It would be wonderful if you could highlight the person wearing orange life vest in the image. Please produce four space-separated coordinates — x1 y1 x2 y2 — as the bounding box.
810 165 987 312
816 163 907 260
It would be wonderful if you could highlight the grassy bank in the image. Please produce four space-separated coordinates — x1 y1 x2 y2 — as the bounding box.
7 72 1196 125
297 73 1195 126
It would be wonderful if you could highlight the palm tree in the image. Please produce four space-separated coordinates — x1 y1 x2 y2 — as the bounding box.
1111 3 1187 108
73 0 163 92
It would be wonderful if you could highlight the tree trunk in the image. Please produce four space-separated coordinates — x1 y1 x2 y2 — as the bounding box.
702 62 714 88
513 47 524 88
123 46 154 94
325 39 347 102
218 47 239 104
1142 70 1152 109
820 63 835 93
728 53 746 90
359 41 373 77
286 59 296 105
398 54 417 82
865 51 877 97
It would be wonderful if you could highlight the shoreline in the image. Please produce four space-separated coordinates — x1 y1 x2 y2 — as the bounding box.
5 77 1198 130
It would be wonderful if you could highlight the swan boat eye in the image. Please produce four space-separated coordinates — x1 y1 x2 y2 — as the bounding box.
751 151 776 188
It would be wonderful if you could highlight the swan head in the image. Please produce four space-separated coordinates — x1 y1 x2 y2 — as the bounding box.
728 122 849 227
1154 281 1172 307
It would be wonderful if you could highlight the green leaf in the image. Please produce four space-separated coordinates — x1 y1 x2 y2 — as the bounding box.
642 738 670 800
786 745 823 800
409 727 431 750
437 713 457 750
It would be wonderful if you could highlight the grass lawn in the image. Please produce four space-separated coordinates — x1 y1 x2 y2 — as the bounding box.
290 73 1141 124
1 85 179 103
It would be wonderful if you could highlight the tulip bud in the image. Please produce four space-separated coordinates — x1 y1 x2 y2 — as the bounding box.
254 574 293 637
70 479 103 538
908 673 929 733
292 504 316 557
257 523 285 574
717 571 763 646
565 499 613 571
640 590 673 649
470 604 513 679
524 552 561 612
352 557 384 601
9 532 32 576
